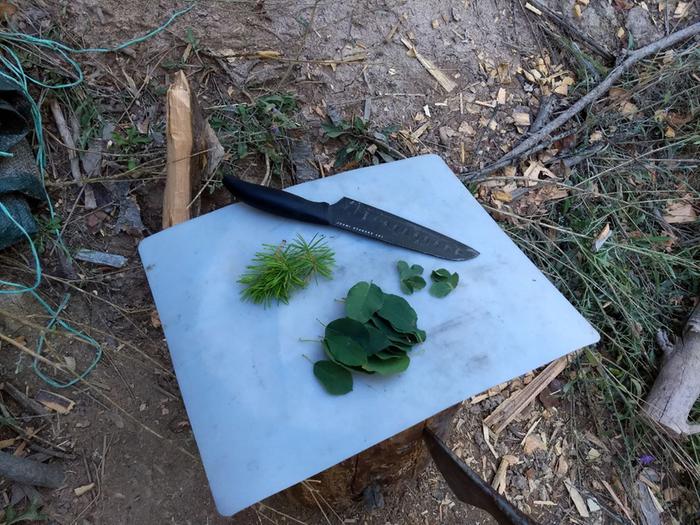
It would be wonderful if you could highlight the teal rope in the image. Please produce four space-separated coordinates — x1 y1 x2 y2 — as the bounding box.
0 4 193 387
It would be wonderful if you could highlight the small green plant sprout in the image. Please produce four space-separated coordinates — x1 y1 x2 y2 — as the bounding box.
313 281 426 395
238 234 335 306
321 115 402 169
429 268 459 298
396 260 426 295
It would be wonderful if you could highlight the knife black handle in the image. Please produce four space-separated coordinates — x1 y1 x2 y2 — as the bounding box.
223 175 331 225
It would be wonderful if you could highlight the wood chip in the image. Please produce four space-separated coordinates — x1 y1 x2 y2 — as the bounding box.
617 27 626 39
458 121 476 136
36 390 75 415
411 122 429 141
674 1 690 18
0 438 17 449
573 4 582 17
513 112 531 127
664 200 697 224
74 483 95 497
522 433 546 455
482 424 498 459
496 88 507 105
525 2 542 15
592 223 612 252
493 190 513 203
621 101 639 118
564 479 590 518
431 19 440 29
586 448 601 461
555 455 569 477
400 37 456 92
491 455 518 494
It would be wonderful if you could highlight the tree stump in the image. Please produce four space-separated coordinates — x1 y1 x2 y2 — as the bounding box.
285 403 460 507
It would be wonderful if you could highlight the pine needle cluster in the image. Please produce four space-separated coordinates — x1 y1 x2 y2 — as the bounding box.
238 235 335 305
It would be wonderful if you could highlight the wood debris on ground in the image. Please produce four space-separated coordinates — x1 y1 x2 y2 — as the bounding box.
400 37 457 92
35 390 75 415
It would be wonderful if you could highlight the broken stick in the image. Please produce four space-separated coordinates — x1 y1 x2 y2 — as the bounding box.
644 301 700 437
461 21 700 181
401 37 457 93
1 381 49 416
484 355 569 434
0 450 64 488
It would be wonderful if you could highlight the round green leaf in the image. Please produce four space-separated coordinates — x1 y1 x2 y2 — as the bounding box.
374 349 405 360
431 268 451 282
362 354 410 375
410 264 424 275
377 294 418 333
369 316 417 345
345 282 385 323
365 324 392 355
448 272 459 288
325 335 367 366
326 317 370 346
407 275 426 291
400 280 414 295
313 360 353 395
430 281 453 298
397 260 409 277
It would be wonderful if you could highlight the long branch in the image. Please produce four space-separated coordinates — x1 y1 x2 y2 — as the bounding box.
461 22 700 181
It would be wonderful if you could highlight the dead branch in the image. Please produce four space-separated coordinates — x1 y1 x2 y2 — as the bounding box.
644 301 700 437
0 382 49 416
461 22 700 182
527 0 615 62
0 451 65 488
529 95 557 134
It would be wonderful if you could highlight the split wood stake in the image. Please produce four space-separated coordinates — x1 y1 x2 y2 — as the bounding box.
163 71 194 228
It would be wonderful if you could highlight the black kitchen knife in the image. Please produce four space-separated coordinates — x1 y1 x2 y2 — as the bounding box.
223 175 479 261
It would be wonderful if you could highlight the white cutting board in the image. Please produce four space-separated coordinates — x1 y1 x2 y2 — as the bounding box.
139 154 598 516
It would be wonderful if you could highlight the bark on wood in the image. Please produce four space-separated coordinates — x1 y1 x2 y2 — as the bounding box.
0 450 64 488
285 404 460 507
462 22 700 181
644 302 700 437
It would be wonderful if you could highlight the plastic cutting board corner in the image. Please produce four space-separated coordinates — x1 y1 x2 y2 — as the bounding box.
139 154 599 516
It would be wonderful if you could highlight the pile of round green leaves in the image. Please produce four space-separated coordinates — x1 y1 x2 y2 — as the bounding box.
313 281 426 395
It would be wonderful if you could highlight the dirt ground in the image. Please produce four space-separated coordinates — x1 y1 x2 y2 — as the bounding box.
1 0 697 524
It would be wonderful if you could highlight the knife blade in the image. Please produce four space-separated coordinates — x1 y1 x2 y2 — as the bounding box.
423 428 540 525
223 175 479 261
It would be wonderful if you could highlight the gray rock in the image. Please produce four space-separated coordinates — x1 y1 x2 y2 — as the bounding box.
626 6 662 47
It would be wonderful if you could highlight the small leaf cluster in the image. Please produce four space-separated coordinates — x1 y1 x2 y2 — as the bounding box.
321 116 399 169
238 235 334 306
313 281 426 395
397 260 426 294
396 261 460 299
430 269 459 298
